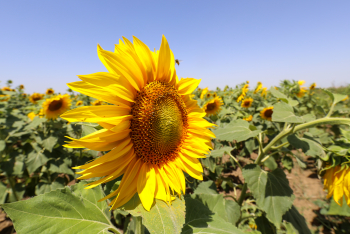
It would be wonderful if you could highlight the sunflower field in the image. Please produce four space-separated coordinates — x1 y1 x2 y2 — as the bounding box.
1 36 350 234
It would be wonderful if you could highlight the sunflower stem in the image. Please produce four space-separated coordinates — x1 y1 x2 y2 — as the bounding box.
229 153 242 170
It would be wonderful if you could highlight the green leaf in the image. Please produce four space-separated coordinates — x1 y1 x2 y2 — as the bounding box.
48 158 75 176
325 196 350 216
301 114 316 123
287 134 327 160
1 181 118 234
322 89 348 105
192 193 241 225
242 164 294 227
126 216 145 234
42 135 58 152
282 156 294 172
213 119 262 142
263 156 277 171
0 182 8 204
282 206 311 234
209 146 234 158
25 150 49 174
82 124 98 137
35 178 65 195
272 102 303 123
125 197 185 234
0 140 5 151
24 116 46 130
9 183 25 202
182 196 245 234
193 181 218 195
255 215 276 234
269 88 298 106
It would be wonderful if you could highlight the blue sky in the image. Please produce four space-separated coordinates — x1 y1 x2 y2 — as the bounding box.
1 1 349 94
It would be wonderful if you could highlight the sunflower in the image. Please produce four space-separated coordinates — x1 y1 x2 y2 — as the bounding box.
19 84 24 90
27 112 36 120
60 35 215 211
242 84 249 94
205 93 211 98
243 115 253 122
260 107 273 121
241 97 253 108
200 87 209 99
29 93 44 103
1 87 12 91
203 97 223 116
296 87 307 98
309 83 316 90
42 94 71 119
76 100 83 106
297 80 305 86
261 87 268 97
253 82 262 94
0 95 10 102
323 165 350 206
212 93 217 98
91 100 103 106
46 88 54 95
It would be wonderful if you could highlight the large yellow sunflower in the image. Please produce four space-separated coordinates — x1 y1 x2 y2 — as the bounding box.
60 35 215 211
260 106 273 121
323 165 350 206
202 97 223 116
42 94 71 119
29 93 44 103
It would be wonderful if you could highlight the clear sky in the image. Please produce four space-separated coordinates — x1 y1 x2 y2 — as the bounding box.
1 1 349 94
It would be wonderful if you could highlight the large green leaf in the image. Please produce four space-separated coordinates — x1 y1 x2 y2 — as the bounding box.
213 119 262 142
25 149 49 174
325 196 350 216
282 206 311 234
272 102 303 123
182 196 245 234
242 164 294 227
1 181 118 234
322 89 348 105
287 134 327 160
125 196 186 234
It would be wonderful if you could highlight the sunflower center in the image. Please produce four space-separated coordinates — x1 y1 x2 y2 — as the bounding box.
130 81 188 165
206 102 216 111
48 100 63 111
243 101 250 107
264 109 273 118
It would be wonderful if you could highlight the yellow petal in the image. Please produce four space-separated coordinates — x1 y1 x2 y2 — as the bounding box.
177 78 201 95
137 164 156 211
133 36 156 83
156 35 171 83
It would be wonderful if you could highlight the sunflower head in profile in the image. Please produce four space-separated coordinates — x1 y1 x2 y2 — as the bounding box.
46 88 54 95
243 115 253 122
0 95 10 102
253 82 262 94
241 97 253 108
309 83 316 90
296 87 307 98
260 106 273 121
200 87 209 99
60 35 215 211
323 165 350 206
1 87 12 91
203 97 224 116
19 84 25 90
261 87 268 97
91 100 103 106
42 94 71 119
76 100 83 106
29 93 44 104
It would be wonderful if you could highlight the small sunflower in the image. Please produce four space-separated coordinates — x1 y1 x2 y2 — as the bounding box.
46 88 54 95
261 87 268 97
27 112 36 120
76 100 83 106
241 97 253 108
309 83 316 90
205 93 211 98
243 115 253 122
296 87 307 98
260 107 273 121
203 97 223 116
200 87 209 99
253 82 262 94
91 100 103 106
19 84 25 90
323 165 350 206
212 93 217 98
0 95 10 102
29 93 44 103
297 80 305 86
61 35 215 211
236 94 245 102
242 84 249 94
42 94 71 119
1 87 12 91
